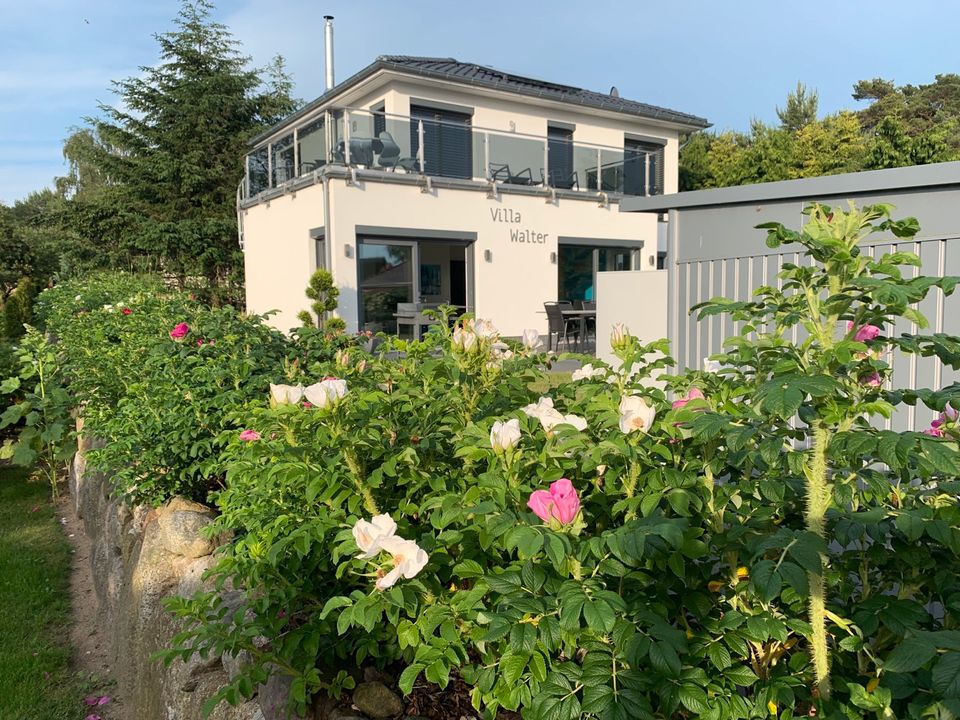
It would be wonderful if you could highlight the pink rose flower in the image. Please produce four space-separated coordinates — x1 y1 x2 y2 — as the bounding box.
672 387 705 410
847 321 880 343
944 404 958 422
302 401 313 408
527 478 580 526
169 322 190 340
859 371 882 387
122 308 132 315
239 430 261 441
924 426 945 438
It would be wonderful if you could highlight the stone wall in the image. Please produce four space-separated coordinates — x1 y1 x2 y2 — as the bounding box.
70 427 418 720
70 428 263 720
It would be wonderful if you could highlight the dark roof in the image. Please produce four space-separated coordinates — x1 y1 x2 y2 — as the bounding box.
251 55 710 145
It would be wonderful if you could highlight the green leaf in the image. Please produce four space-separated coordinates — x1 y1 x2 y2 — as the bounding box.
582 599 616 634
933 652 960 698
884 636 937 673
500 652 529 684
707 642 732 671
723 664 759 687
398 663 424 695
648 640 681 678
751 560 781 603
677 684 709 713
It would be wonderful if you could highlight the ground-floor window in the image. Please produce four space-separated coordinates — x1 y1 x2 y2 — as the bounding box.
357 237 472 334
558 243 639 302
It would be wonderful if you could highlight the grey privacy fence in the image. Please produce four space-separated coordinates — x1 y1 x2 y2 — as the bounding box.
621 161 960 431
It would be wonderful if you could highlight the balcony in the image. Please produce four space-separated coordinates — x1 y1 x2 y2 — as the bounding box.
243 108 664 201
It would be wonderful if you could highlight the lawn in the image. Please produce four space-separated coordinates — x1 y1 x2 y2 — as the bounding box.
0 464 94 718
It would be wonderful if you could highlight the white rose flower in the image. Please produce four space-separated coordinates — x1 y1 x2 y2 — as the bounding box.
490 418 522 452
571 363 606 381
522 396 555 419
619 395 657 434
352 514 398 559
270 383 304 405
521 329 542 351
375 535 429 590
540 410 587 432
703 357 722 373
303 377 348 408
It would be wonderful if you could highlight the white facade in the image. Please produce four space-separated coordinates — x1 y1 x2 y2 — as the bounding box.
240 57 708 336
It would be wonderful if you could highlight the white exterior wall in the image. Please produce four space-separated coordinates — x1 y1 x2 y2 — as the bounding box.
243 185 325 332
595 270 669 365
242 179 658 336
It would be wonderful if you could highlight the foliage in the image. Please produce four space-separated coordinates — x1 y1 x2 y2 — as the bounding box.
298 269 343 332
66 0 299 305
37 272 363 506
777 81 819 133
681 74 960 190
0 327 75 497
149 205 960 720
3 276 37 340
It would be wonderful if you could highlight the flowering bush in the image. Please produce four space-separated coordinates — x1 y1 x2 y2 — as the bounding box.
155 205 960 720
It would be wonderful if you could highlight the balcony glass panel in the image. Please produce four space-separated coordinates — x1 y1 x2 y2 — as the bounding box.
487 134 545 186
271 133 295 186
574 144 600 192
248 147 269 196
298 117 326 174
336 110 419 171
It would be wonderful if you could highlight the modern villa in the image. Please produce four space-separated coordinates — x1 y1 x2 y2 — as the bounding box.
239 48 709 336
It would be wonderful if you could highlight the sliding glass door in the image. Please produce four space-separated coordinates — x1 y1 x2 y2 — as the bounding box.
358 241 417 332
558 244 640 302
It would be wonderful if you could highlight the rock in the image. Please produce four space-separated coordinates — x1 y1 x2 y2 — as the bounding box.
221 649 253 681
259 671 308 720
179 651 223 692
352 682 403 718
328 709 367 720
178 555 220 597
156 497 217 558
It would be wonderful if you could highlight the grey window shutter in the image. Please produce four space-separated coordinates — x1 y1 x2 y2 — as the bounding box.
410 105 473 179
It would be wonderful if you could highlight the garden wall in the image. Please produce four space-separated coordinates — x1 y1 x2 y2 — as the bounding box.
69 422 266 720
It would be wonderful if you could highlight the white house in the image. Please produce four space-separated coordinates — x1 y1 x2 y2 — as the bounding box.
240 53 709 337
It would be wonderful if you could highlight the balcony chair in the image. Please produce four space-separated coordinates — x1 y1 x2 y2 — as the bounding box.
374 131 402 169
544 301 580 352
541 168 579 190
490 163 535 186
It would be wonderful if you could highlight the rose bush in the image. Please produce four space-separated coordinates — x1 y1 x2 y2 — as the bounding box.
24 206 960 719
157 205 960 720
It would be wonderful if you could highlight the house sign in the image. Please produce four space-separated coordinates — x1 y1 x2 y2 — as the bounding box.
490 208 548 244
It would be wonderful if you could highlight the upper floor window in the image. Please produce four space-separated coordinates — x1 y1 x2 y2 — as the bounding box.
623 138 664 196
409 105 473 180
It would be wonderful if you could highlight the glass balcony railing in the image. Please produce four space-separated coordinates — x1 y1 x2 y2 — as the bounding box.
243 107 664 200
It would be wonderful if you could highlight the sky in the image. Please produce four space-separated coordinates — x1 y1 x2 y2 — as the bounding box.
2 0 958 204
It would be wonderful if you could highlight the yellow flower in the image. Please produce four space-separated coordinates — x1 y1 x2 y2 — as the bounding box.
767 700 778 715
866 677 880 693
737 566 749 579
708 580 725 592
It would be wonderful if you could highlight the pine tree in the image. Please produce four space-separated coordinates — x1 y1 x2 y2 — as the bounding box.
87 0 298 304
776 82 819 133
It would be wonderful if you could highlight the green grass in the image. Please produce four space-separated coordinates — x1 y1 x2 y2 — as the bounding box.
0 465 96 718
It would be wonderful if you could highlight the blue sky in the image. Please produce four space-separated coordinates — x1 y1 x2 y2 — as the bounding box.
2 0 957 204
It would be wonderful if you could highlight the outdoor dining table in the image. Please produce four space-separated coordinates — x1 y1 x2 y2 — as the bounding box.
560 308 596 351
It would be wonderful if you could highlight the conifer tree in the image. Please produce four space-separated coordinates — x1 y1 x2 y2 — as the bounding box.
86 0 297 304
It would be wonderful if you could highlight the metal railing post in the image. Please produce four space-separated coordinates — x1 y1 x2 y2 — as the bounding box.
417 120 425 174
483 132 490 179
596 149 601 192
267 142 274 189
243 153 250 198
344 111 351 166
293 127 299 178
644 153 650 196
543 140 549 187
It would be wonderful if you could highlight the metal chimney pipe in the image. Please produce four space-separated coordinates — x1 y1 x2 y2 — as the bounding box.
323 16 335 91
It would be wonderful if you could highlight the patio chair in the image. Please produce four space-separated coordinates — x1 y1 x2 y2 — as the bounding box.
541 168 580 190
374 131 402 169
490 163 535 186
581 301 596 346
544 301 580 351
